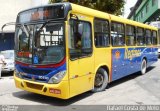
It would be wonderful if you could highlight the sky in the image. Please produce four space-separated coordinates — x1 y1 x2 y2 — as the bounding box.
32 0 49 6
124 0 138 18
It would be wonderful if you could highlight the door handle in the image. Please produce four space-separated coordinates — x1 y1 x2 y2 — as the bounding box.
86 72 92 75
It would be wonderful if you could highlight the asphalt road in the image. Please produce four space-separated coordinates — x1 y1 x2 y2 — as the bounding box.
0 60 160 106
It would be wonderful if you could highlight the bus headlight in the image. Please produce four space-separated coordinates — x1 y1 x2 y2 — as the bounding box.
48 71 66 84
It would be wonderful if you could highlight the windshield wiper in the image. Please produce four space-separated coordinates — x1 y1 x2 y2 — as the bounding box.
37 20 54 32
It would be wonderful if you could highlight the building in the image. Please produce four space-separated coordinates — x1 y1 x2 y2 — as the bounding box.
0 0 48 51
128 0 160 23
123 0 137 18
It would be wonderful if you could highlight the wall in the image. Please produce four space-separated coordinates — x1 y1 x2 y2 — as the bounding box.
0 0 33 32
0 0 49 32
0 0 49 51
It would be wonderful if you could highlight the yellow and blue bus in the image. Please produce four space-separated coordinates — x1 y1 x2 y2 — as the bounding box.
14 2 158 99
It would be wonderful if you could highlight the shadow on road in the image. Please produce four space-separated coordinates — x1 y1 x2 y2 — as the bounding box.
12 91 93 106
109 66 155 88
1 71 14 77
12 66 155 106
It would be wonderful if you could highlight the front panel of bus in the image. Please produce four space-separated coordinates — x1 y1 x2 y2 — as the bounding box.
14 4 71 99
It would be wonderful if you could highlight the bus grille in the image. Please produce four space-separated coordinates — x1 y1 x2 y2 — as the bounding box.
26 82 43 90
20 67 52 75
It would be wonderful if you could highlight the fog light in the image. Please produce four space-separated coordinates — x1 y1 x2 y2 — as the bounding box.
43 87 47 93
21 82 24 87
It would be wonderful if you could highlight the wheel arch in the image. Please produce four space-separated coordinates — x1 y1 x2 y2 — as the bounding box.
142 56 148 66
94 64 111 82
143 57 147 63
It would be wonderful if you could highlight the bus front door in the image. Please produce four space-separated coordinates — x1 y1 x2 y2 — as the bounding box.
68 53 94 97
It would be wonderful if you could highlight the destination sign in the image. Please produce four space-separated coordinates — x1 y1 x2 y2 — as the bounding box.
18 5 64 23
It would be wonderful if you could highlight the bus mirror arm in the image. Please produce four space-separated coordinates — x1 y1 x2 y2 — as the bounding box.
1 22 20 38
1 31 5 38
1 23 7 38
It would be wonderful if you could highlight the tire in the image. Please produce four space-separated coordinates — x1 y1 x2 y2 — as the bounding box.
141 59 147 75
92 68 108 92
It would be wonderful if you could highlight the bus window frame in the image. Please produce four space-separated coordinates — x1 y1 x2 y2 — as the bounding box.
158 29 160 44
152 30 158 45
145 29 152 46
136 27 145 46
69 19 93 61
94 18 110 48
126 24 136 46
111 21 125 47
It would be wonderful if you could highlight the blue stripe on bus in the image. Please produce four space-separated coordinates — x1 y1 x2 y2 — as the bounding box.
15 62 66 83
111 47 158 81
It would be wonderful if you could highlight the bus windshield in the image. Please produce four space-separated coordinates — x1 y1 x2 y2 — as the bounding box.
15 22 65 65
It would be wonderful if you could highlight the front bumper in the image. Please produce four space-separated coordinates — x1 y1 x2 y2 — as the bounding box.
14 74 70 99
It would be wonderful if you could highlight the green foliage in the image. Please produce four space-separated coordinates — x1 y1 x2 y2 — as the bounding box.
49 0 125 15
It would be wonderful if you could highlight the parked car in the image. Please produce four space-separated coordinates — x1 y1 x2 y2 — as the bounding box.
0 50 14 73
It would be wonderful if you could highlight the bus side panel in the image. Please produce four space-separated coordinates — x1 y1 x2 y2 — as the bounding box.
112 48 130 81
152 47 158 62
111 47 158 81
94 48 112 81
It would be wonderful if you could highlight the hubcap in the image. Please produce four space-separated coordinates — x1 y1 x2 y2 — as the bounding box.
142 60 146 74
95 73 104 87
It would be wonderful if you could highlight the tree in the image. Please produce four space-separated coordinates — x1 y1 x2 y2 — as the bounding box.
49 0 125 15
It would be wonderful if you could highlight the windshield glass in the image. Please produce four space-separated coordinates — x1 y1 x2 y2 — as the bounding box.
15 25 33 64
33 23 65 64
15 22 65 65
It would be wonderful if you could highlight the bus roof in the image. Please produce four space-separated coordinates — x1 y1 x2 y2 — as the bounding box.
17 2 71 15
71 3 110 20
71 3 157 30
16 2 158 30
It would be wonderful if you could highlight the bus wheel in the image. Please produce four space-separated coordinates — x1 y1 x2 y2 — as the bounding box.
92 68 108 92
141 59 147 75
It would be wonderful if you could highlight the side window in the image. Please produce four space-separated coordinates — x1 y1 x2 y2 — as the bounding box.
126 25 136 46
69 19 92 59
137 27 145 46
111 22 125 46
152 31 157 45
146 29 152 45
94 19 109 47
158 29 160 44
